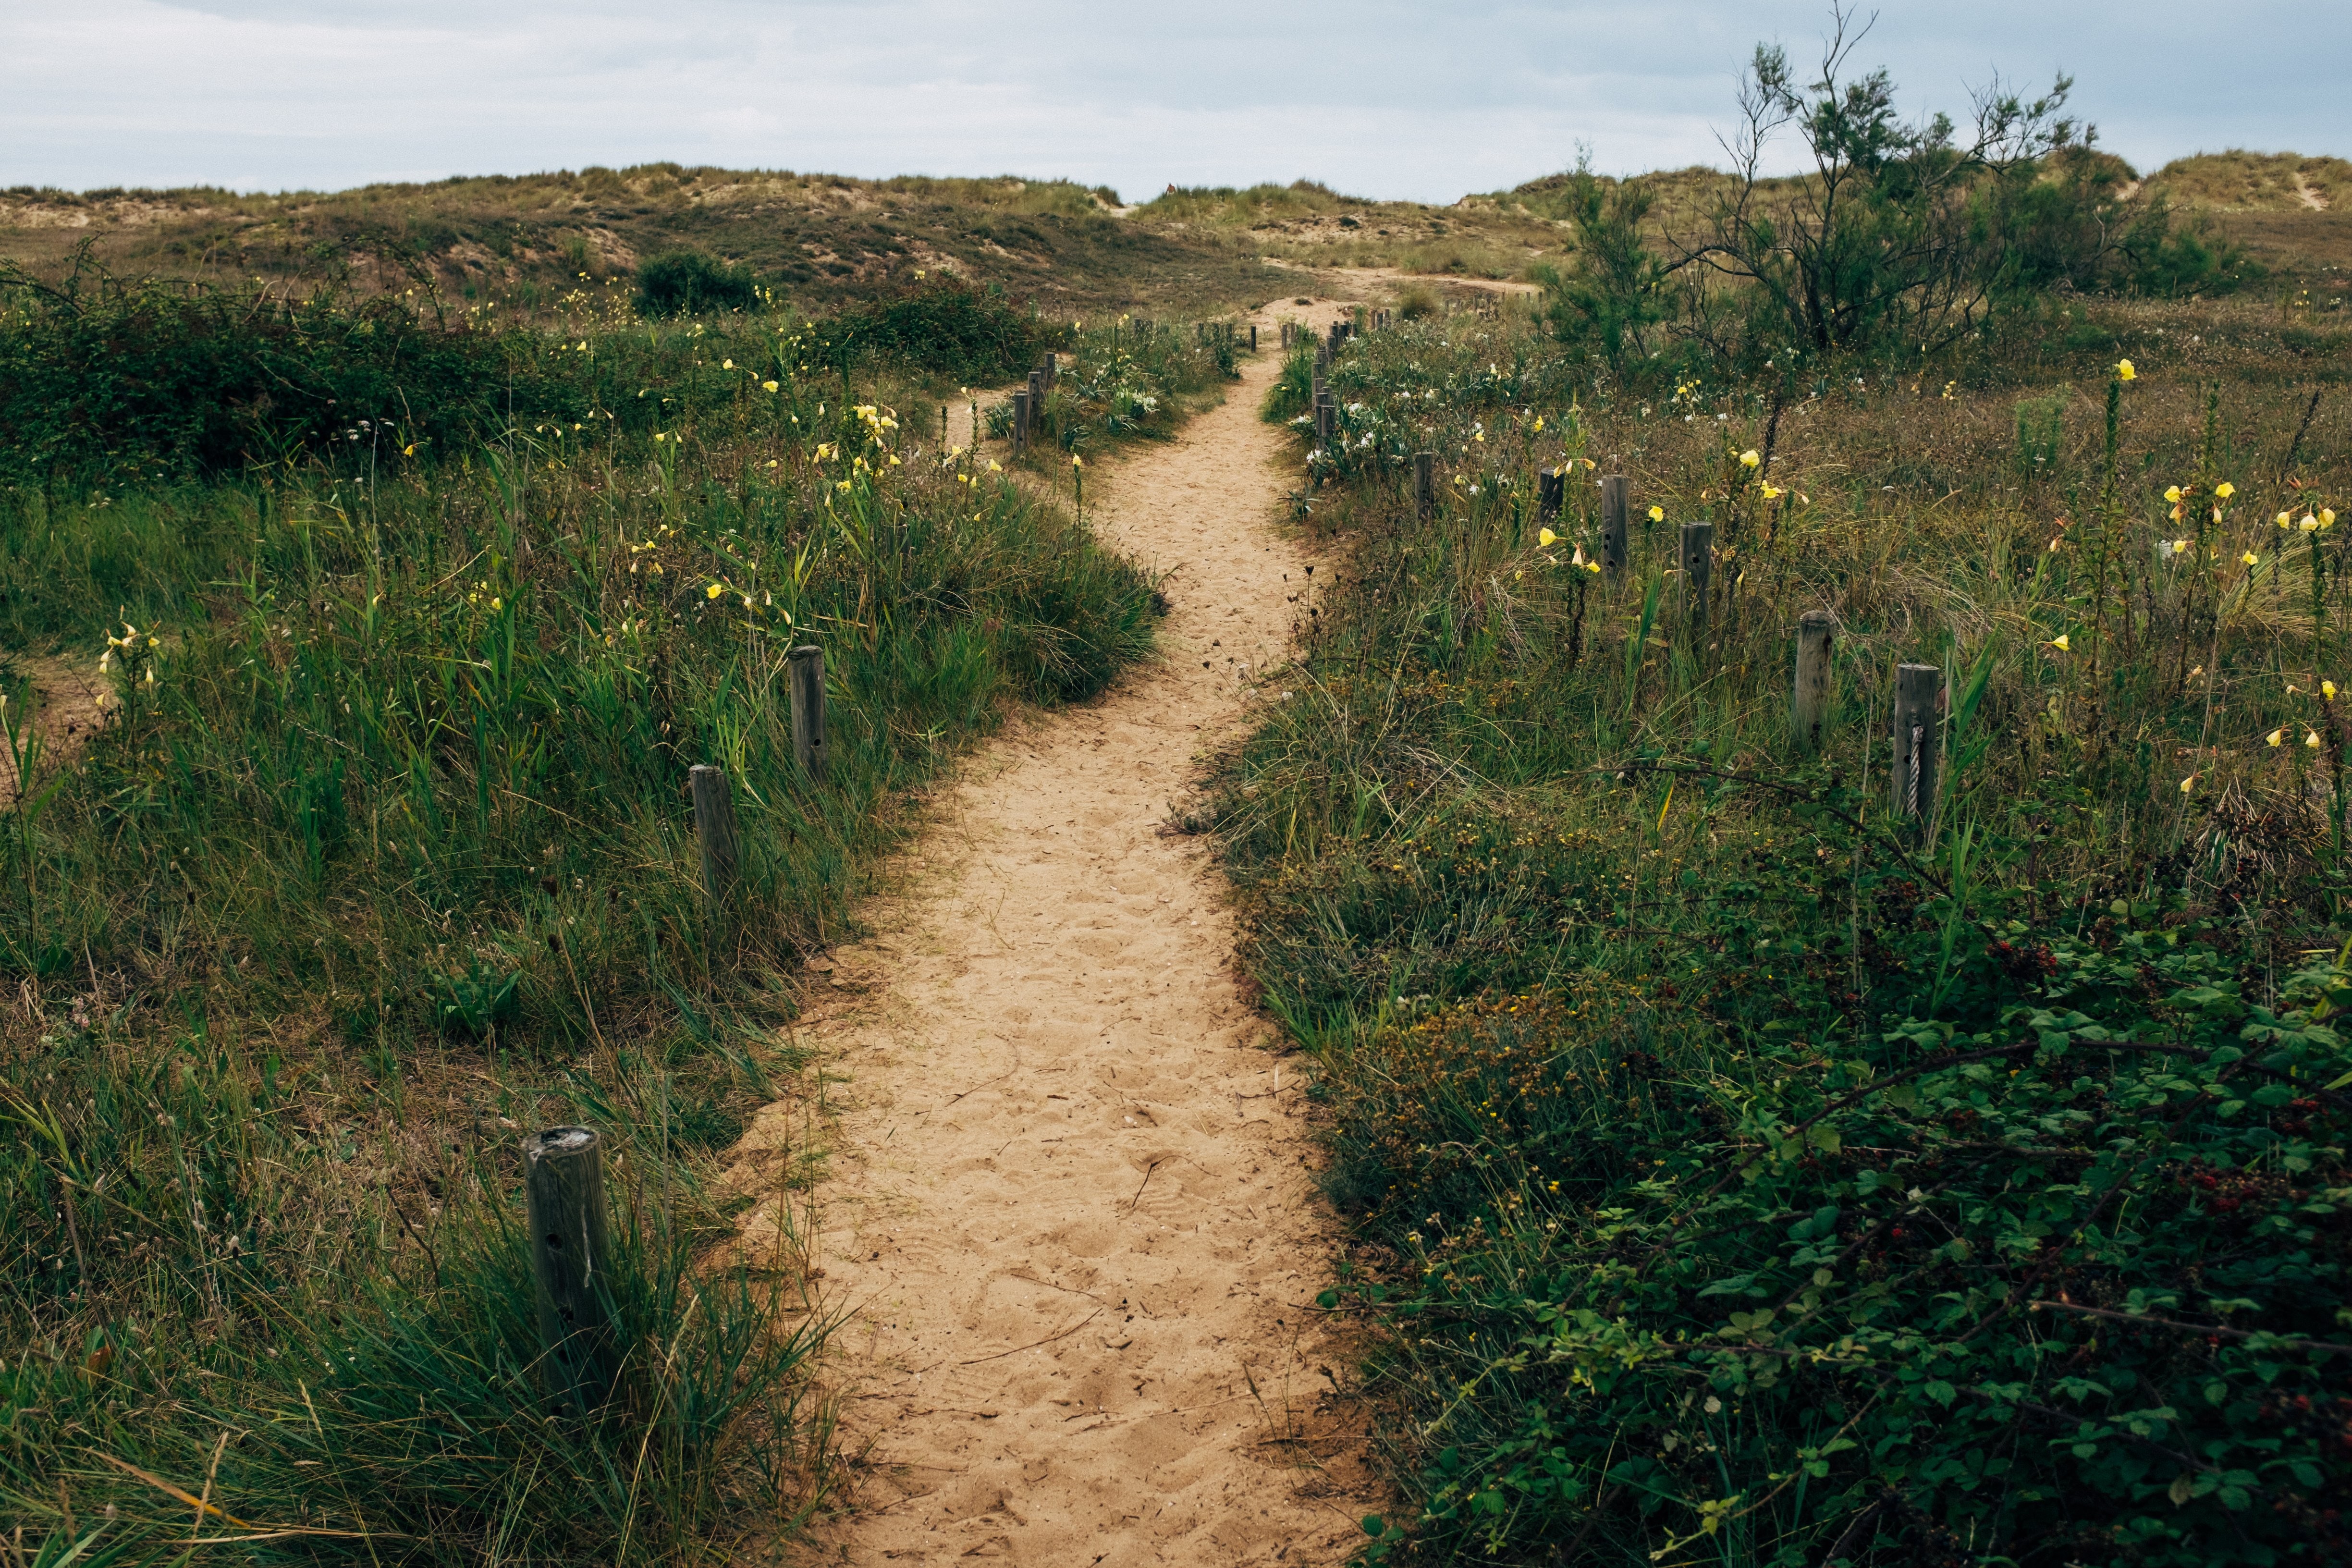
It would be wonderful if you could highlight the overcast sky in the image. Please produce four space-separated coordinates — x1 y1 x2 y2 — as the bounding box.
3 1 2337 203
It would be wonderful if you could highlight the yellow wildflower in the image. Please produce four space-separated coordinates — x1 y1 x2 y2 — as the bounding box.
2268 729 2284 747
2116 359 2136 380
2180 775 2196 795
2164 485 2181 503
762 380 779 392
2050 634 2070 651
1740 449 1760 468
1539 527 1558 547
705 583 723 600
1648 505 1665 522
2243 551 2261 566
2216 481 2235 499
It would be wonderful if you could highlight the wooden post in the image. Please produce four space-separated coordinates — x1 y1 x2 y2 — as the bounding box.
789 644 828 783
525 1126 619 1415
1028 368 1046 430
1414 451 1435 521
689 764 739 900
1792 612 1835 755
1011 389 1029 453
1680 520 1714 634
1599 474 1629 576
1893 663 1944 821
1249 324 1257 353
1538 467 1564 526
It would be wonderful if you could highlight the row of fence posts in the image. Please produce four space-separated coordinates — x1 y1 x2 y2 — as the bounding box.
1389 450 1947 823
1192 320 1258 353
526 639 831 1409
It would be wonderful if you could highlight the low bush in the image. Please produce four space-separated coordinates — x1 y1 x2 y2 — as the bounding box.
1225 309 2352 1564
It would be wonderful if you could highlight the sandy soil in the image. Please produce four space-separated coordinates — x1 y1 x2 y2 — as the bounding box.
736 302 1383 1564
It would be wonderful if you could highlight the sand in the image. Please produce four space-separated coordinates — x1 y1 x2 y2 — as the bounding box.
735 303 1382 1564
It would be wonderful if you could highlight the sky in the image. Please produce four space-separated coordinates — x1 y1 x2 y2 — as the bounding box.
1 0 2338 203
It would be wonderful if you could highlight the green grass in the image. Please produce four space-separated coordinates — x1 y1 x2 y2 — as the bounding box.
1217 296 2352 1564
0 282 1175 1561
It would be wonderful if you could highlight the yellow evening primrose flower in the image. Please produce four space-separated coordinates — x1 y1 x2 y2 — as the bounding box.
2116 359 2136 380
2216 481 2235 499
2243 551 2261 566
2310 730 2325 749
1073 454 1083 468
1533 416 1544 432
988 460 1002 473
705 583 723 600
490 596 502 611
2050 634 2070 651
2325 509 2339 528
723 359 734 369
1761 484 1784 500
2281 511 2294 528
2180 775 2196 795
762 380 779 392
1740 450 1760 467
1539 528 1558 547
1648 505 1665 522
2326 681 2339 701
2268 728 2284 747
2303 514 2322 532
2164 485 2181 503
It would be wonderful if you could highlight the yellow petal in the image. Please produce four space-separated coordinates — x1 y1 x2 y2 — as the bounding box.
1539 528 1558 547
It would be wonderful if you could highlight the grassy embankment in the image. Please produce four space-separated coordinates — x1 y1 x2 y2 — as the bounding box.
1231 292 2352 1563
0 274 1225 1563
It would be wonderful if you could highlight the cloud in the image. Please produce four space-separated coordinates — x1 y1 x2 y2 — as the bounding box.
0 0 2338 200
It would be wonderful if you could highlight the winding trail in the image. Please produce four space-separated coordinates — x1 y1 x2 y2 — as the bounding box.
737 303 1380 1564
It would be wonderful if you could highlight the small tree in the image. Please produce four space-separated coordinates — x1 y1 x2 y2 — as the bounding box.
1668 3 2078 356
1531 156 1671 371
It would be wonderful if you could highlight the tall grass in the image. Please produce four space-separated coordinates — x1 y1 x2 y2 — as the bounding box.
1 282 1159 1560
1218 298 2352 1564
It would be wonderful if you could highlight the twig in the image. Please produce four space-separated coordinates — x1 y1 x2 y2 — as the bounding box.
1127 1159 1164 1212
957 1308 1102 1366
2030 1298 2352 1358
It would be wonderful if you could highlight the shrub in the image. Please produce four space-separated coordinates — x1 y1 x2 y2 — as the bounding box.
636 248 760 316
0 260 574 482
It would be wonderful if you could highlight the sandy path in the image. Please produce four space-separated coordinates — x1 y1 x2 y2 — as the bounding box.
739 301 1379 1564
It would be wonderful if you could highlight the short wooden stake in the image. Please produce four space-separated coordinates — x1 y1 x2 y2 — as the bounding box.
1011 389 1029 452
525 1126 620 1416
1414 451 1435 520
689 764 739 900
1537 467 1564 526
1792 612 1834 755
1249 324 1257 352
1679 520 1714 634
1028 368 1046 428
1893 663 1944 821
789 644 828 782
1599 474 1629 575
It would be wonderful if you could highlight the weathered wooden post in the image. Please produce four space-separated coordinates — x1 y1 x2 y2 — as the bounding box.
689 764 739 900
1414 451 1436 520
1249 324 1257 353
1792 612 1835 755
525 1126 620 1415
1680 520 1714 635
789 644 828 782
1538 467 1564 527
1028 368 1046 430
1011 389 1029 453
1893 663 1944 821
1599 474 1629 576
1315 393 1335 449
